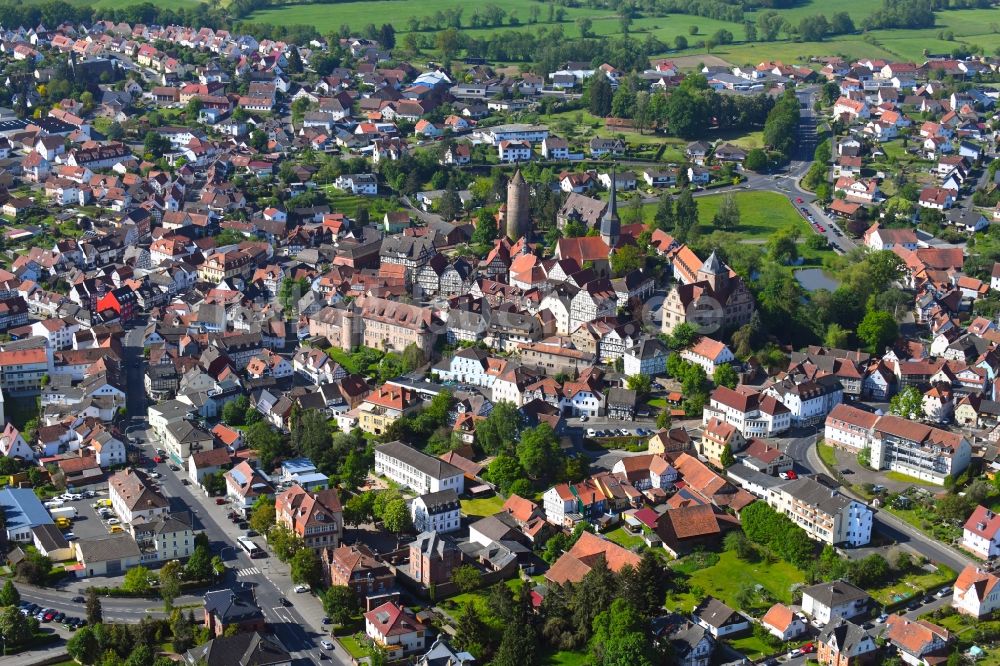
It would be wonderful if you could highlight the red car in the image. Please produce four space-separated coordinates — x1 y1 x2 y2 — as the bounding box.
796 197 803 204
43 612 55 622
153 456 162 463
786 471 798 480
801 643 815 654
215 498 226 505
818 226 826 233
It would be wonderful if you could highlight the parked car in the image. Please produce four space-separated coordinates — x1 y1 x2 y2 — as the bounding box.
181 479 190 485
279 597 291 607
935 587 952 598
321 640 334 650
801 643 815 654
294 584 309 593
215 498 227 505
579 414 588 422
153 456 162 463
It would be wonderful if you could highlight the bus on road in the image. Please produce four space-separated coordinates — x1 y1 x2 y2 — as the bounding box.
237 536 263 558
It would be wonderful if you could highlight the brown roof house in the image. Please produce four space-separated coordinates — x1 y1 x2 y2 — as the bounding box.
884 615 950 666
224 461 273 511
109 468 169 524
323 543 397 608
364 601 429 660
654 504 738 557
275 484 342 551
692 597 751 638
545 531 640 586
761 603 807 641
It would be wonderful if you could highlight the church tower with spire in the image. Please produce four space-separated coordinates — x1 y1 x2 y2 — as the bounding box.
600 166 621 249
505 170 529 242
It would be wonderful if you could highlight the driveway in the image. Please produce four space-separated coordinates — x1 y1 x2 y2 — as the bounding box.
820 444 940 495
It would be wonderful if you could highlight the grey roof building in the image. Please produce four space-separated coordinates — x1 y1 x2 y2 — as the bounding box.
184 631 290 666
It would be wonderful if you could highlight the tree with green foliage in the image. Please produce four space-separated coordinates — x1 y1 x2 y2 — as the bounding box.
652 193 674 231
610 243 645 277
290 548 323 589
740 502 816 569
492 584 538 666
122 566 151 594
0 579 20 607
454 601 492 659
589 76 613 117
767 228 799 264
712 364 738 389
170 609 194 653
487 454 525 494
86 587 102 624
287 47 303 74
720 444 736 468
451 564 482 593
665 85 709 139
322 585 358 626
249 497 276 534
0 605 31 646
626 374 652 398
344 491 377 526
68 624 99 663
244 421 286 469
381 498 413 536
744 148 768 172
712 194 740 230
159 560 182 610
268 524 304 562
674 187 699 241
185 544 213 581
857 309 898 353
476 401 523 456
665 322 699 351
14 548 51 585
890 386 924 420
589 598 656 666
656 410 672 430
472 208 499 247
518 423 565 483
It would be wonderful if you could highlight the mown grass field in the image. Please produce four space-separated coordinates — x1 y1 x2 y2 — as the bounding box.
28 0 1000 65
460 494 505 519
666 549 806 613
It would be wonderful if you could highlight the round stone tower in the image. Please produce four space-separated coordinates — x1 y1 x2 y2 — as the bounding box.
506 169 529 242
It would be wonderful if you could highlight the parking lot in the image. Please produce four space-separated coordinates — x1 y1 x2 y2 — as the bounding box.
45 490 121 541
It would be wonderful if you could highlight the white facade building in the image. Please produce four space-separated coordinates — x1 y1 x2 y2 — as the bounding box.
374 441 465 495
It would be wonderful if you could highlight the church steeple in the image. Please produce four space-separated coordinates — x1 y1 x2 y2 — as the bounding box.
600 165 620 249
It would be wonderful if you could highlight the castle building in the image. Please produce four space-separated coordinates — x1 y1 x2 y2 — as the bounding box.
506 169 529 241
661 250 755 335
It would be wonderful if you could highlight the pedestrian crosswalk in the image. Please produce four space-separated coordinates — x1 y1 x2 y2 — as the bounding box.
236 567 261 577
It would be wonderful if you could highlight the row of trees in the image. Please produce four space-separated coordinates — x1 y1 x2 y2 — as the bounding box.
739 501 817 569
592 74 776 141
763 90 801 158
